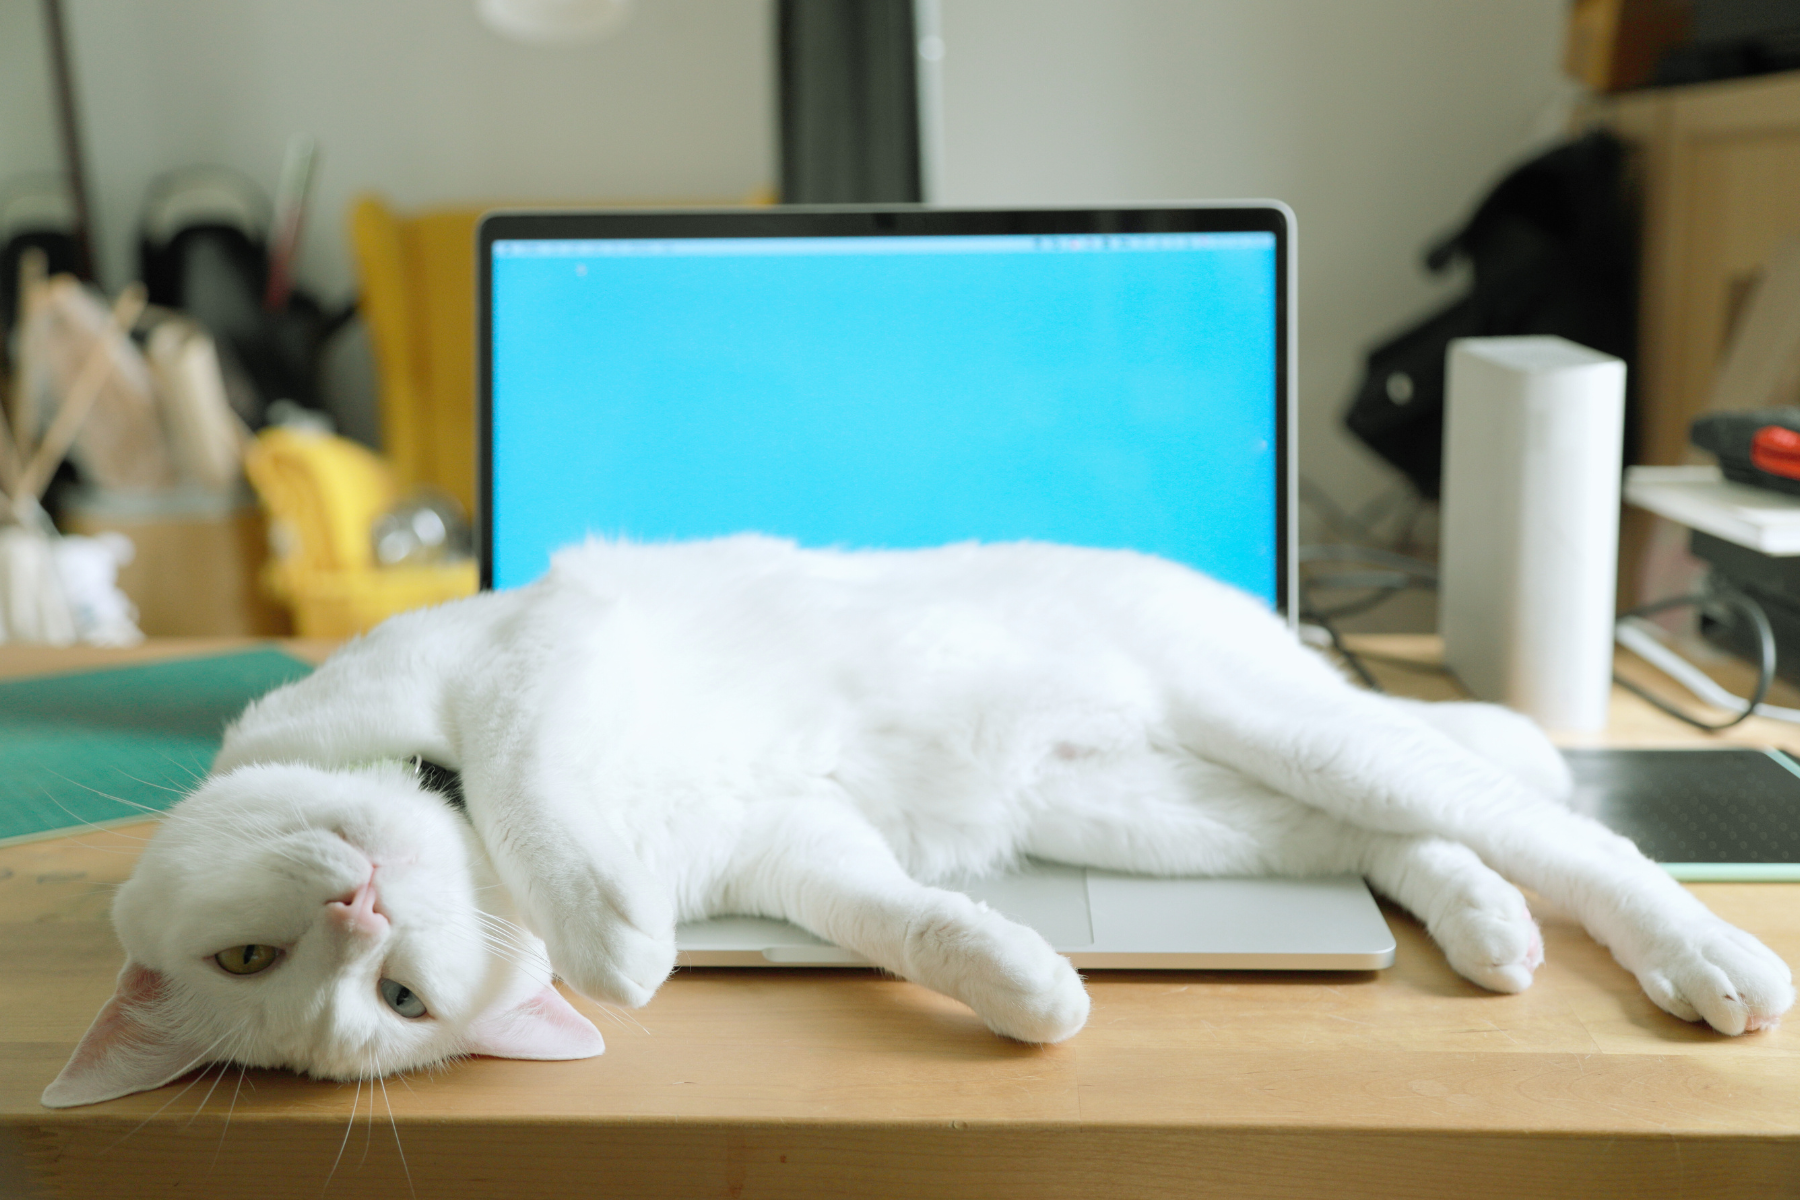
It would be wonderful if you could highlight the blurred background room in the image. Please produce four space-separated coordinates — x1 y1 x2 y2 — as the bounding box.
3 0 1798 647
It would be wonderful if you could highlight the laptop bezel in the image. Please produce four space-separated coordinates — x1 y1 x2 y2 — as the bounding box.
476 203 1297 622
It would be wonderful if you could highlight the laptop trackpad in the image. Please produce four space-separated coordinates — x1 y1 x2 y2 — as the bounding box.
953 858 1094 947
673 860 1393 970
673 859 1094 966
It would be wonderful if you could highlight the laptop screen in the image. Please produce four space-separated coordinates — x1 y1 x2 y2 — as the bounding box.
483 211 1288 606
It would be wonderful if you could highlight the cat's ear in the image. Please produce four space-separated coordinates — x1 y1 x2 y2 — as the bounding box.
41 964 211 1108
463 983 605 1061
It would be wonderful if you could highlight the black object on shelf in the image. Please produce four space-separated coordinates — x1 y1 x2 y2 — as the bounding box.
1691 408 1800 498
1691 528 1800 687
1342 132 1637 499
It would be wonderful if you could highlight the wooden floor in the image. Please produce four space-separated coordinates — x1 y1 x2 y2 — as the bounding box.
1 636 1797 1199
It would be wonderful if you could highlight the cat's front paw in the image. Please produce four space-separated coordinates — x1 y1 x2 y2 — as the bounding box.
904 895 1090 1043
976 953 1090 1044
1628 918 1794 1035
544 915 677 1008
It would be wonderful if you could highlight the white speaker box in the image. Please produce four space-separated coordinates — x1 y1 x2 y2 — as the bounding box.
1439 337 1626 733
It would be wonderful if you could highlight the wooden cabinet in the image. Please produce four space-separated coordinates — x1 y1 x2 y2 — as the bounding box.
1591 70 1800 467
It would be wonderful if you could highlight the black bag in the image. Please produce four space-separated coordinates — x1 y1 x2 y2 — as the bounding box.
137 169 349 426
1343 131 1638 499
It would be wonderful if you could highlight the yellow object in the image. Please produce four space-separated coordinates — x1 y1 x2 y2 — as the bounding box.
349 191 774 515
350 198 483 516
243 427 476 637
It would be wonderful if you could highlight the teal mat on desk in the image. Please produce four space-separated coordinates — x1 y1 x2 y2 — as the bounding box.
0 649 313 845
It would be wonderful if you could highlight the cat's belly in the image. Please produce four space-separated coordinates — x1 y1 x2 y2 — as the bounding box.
824 688 1185 882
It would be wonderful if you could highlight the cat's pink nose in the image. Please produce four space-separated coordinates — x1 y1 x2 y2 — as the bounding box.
326 873 389 940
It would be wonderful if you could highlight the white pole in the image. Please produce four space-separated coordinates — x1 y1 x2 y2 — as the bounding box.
913 0 946 205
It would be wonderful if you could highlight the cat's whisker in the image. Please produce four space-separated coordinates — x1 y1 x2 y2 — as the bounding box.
208 1062 250 1173
470 931 542 967
109 768 200 796
41 805 156 843
472 920 533 946
98 1073 209 1155
592 1002 651 1035
183 1059 233 1128
472 918 546 962
463 918 545 961
39 771 170 818
321 1073 363 1195
97 1027 241 1154
472 912 538 945
466 943 550 982
37 787 163 843
377 1066 416 1200
149 747 208 787
186 1026 256 1131
358 1052 377 1169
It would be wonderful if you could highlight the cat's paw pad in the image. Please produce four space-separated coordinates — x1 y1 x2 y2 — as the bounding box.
1632 920 1794 1035
1434 900 1543 995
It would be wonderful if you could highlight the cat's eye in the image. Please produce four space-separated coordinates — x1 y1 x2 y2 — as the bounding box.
215 944 281 976
379 978 428 1019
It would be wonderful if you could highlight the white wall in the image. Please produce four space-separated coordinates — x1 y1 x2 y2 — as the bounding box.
0 1 62 200
935 0 1576 530
61 0 777 299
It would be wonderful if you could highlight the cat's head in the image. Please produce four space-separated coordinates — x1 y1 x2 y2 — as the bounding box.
42 762 602 1108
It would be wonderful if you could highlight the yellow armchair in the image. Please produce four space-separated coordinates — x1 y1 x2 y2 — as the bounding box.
244 427 476 637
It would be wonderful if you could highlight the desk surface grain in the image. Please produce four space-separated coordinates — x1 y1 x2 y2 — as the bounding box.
2 637 1797 1200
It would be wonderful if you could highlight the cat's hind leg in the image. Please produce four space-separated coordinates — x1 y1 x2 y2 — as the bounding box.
1358 833 1543 993
1026 754 1543 993
718 790 1089 1043
1384 697 1573 800
1170 649 1795 1034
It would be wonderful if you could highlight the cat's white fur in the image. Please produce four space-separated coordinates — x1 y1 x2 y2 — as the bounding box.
43 537 1794 1107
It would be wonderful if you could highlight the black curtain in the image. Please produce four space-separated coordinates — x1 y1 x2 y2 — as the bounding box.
777 0 922 204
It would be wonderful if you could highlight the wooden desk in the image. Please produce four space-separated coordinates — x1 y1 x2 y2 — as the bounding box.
2 638 1796 1199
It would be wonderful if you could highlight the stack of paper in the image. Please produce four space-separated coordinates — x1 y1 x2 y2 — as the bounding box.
1624 465 1800 555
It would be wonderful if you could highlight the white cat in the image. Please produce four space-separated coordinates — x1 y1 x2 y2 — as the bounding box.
43 536 1795 1107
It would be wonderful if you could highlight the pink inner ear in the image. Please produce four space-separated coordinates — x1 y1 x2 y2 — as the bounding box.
463 984 605 1061
41 964 210 1109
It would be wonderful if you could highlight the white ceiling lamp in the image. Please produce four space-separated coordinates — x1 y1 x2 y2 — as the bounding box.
477 0 634 46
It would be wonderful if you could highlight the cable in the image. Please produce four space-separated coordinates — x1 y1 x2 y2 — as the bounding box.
1611 586 1778 732
1313 614 1383 692
1298 544 1438 620
1615 621 1800 723
1297 544 1439 689
1299 544 1440 579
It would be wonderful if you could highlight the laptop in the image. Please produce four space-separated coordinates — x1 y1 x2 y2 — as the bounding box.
477 204 1395 971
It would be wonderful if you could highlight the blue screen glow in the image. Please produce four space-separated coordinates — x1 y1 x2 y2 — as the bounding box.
489 231 1278 599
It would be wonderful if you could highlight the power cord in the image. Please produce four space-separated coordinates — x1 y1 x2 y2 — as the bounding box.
1298 544 1439 694
1612 584 1777 732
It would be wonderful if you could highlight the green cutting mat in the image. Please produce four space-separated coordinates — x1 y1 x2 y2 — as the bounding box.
0 648 314 846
